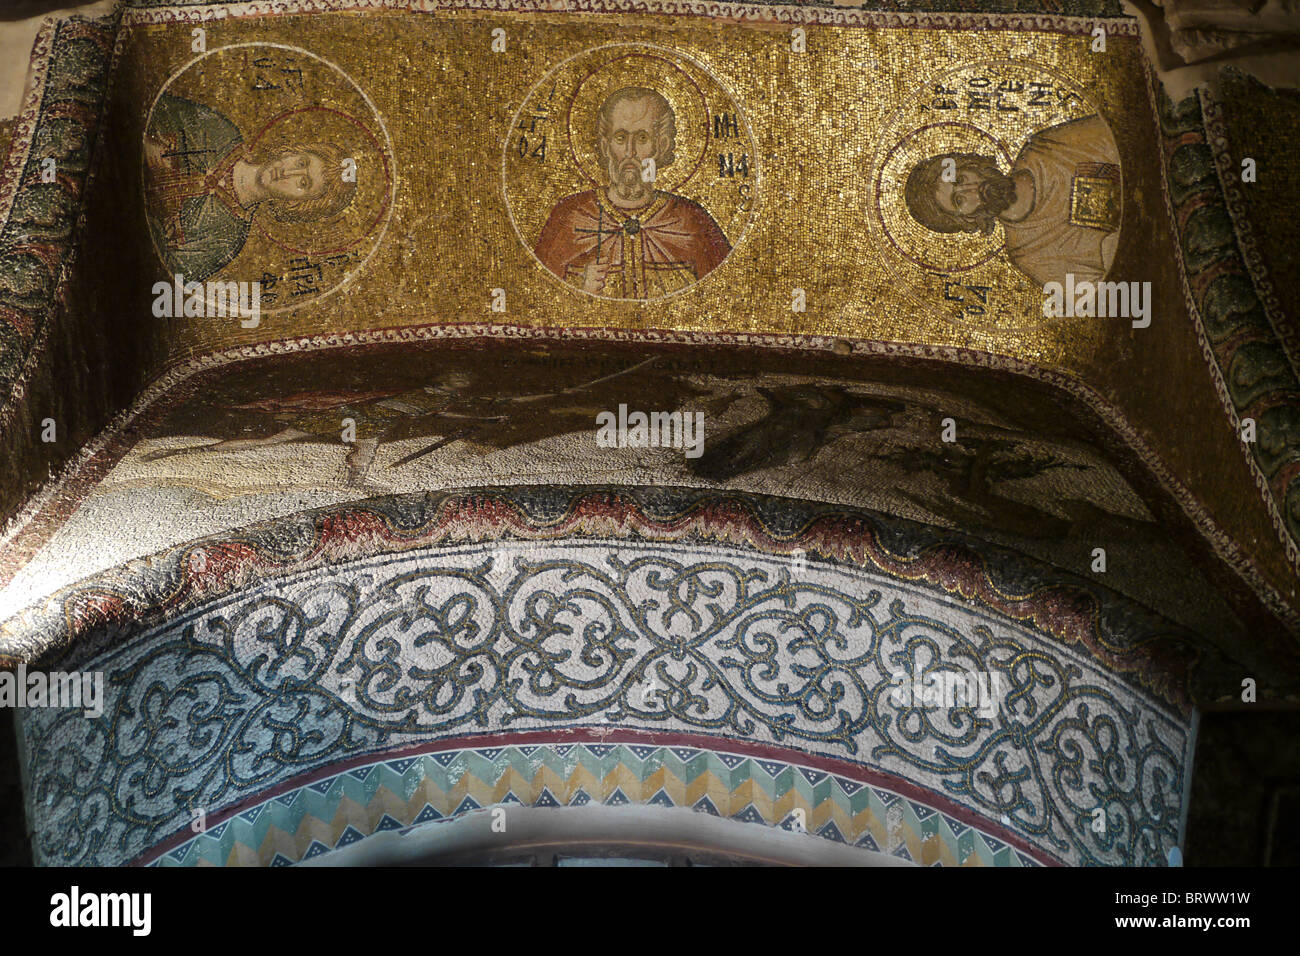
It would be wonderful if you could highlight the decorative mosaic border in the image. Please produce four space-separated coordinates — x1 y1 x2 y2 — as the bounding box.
143 734 1050 867
0 23 54 236
118 0 1135 34
0 16 115 416
2 486 1203 712
1200 92 1299 379
1150 81 1300 574
18 536 1190 866
1200 89 1300 554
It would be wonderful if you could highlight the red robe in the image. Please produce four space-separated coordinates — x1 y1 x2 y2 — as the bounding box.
534 189 731 298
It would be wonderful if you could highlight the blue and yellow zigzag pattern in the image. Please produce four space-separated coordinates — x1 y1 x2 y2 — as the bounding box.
153 743 1044 867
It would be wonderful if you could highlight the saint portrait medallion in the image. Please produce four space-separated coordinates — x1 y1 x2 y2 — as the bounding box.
142 43 395 316
869 59 1121 330
504 43 759 303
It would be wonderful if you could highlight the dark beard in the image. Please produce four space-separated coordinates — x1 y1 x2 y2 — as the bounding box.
978 173 1017 216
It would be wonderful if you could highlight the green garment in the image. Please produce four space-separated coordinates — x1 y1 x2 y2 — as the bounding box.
144 93 251 282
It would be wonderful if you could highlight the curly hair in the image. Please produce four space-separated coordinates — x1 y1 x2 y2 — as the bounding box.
256 142 359 224
903 153 1004 236
597 87 676 168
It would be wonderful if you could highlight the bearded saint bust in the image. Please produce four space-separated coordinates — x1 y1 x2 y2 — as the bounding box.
903 114 1122 289
534 87 732 299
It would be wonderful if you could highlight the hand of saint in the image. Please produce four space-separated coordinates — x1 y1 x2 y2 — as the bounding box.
582 260 610 294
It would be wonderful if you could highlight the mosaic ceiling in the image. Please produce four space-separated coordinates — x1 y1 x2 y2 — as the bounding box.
0 0 1296 868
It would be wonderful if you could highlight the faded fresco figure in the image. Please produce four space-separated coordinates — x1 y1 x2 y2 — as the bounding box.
143 92 358 281
534 86 731 299
903 115 1121 288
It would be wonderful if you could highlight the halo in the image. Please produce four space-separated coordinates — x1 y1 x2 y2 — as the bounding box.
874 121 1012 274
566 52 711 196
242 106 392 256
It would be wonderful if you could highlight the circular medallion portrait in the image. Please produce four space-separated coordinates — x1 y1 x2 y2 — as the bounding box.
503 43 759 303
142 43 395 315
869 60 1121 329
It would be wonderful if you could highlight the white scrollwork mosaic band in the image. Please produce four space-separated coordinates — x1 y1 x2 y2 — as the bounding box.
20 541 1190 866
